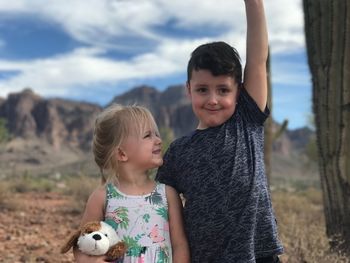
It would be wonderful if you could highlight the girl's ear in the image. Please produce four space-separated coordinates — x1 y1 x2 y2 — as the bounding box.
116 148 128 162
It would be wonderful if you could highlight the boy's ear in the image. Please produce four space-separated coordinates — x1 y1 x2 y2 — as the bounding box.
116 148 128 162
186 82 192 99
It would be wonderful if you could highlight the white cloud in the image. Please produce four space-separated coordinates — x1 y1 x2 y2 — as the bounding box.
0 0 307 100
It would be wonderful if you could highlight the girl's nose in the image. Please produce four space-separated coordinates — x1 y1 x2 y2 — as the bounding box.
155 136 162 145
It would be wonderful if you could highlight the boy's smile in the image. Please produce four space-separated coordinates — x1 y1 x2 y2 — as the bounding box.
187 69 239 129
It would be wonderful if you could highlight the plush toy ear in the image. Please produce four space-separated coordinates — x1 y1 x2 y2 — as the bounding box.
61 230 81 254
105 241 128 261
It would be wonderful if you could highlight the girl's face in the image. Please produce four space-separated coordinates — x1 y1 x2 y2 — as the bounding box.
120 123 163 170
187 69 239 129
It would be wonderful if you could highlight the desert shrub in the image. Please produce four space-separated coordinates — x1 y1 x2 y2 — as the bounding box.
8 174 56 193
0 118 10 143
0 181 23 211
272 189 350 263
61 174 99 214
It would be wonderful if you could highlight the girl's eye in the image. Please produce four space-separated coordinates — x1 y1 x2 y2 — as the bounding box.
143 133 151 138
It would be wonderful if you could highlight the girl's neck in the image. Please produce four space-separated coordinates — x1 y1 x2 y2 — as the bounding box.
115 167 155 195
118 171 150 186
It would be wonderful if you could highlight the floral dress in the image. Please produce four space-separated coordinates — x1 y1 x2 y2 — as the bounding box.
105 182 172 263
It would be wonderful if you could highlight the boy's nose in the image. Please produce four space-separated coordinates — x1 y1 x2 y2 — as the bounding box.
207 94 218 105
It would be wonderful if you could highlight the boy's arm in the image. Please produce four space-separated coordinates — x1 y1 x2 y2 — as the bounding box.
166 185 190 263
243 0 269 111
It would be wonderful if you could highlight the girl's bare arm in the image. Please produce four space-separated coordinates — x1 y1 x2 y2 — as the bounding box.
166 185 190 263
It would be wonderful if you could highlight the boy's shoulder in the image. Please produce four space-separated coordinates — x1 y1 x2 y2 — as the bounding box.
169 132 194 148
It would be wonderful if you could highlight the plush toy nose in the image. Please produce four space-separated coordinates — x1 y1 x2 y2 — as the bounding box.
92 234 102 240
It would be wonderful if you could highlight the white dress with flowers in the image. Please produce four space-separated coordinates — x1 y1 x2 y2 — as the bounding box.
105 182 172 263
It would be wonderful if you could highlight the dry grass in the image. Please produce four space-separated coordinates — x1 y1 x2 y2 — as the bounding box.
0 181 26 211
60 174 100 214
1 173 349 262
273 188 350 263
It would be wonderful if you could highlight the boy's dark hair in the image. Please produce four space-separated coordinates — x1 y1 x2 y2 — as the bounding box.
187 41 242 84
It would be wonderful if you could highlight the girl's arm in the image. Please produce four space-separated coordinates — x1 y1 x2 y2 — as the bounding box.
74 186 108 263
243 0 269 111
166 185 190 263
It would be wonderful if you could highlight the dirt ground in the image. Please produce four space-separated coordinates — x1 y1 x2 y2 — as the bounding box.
0 192 80 263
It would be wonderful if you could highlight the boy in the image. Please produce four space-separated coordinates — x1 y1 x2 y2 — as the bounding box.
156 0 283 262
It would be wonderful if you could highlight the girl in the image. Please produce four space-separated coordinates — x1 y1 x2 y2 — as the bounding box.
75 104 190 263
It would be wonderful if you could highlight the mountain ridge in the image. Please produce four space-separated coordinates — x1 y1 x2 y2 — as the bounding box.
0 86 314 176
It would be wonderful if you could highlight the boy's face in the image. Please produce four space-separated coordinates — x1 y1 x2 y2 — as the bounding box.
187 69 239 129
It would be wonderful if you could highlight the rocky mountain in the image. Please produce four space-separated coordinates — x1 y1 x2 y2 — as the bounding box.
0 86 314 176
0 88 102 150
109 85 196 136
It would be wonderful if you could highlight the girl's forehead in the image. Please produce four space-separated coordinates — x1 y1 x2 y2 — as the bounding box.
128 119 156 133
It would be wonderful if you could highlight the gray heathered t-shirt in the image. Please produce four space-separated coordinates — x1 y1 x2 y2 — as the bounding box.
156 88 283 263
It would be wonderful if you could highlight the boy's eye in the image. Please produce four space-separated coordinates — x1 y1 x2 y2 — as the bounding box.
219 88 230 94
219 88 229 94
195 87 207 93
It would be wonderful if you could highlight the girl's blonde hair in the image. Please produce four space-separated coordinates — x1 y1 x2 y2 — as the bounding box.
92 104 159 183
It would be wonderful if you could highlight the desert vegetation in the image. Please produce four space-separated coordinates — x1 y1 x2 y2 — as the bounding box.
0 168 349 263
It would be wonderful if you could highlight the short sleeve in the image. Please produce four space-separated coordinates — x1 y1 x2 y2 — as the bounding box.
155 143 178 191
237 88 270 125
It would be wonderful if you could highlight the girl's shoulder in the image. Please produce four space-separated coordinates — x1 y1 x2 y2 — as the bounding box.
162 184 179 202
88 185 107 204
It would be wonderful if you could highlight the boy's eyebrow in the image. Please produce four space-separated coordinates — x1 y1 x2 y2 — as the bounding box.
216 84 231 88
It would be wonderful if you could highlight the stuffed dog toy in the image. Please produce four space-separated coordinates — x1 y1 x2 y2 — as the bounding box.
61 221 127 261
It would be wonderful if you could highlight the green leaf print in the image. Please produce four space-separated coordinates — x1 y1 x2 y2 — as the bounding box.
104 218 118 230
157 246 170 263
107 183 124 199
134 233 145 242
123 236 143 257
156 207 168 221
115 207 129 230
105 207 129 230
143 213 150 223
145 190 163 205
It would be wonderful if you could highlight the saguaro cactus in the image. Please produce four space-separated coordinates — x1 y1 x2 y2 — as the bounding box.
264 50 288 184
303 0 350 253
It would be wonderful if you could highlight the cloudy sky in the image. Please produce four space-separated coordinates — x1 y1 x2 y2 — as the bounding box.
0 0 311 129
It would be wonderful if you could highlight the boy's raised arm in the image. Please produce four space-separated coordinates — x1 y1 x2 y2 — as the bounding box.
243 0 269 111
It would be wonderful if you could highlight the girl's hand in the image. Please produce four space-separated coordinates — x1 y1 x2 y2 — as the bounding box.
75 252 109 263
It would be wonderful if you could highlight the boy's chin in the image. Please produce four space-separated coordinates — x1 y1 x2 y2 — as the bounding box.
199 120 226 129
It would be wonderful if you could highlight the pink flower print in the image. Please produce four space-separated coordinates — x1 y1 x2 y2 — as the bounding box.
138 253 145 263
149 224 165 243
105 211 123 223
